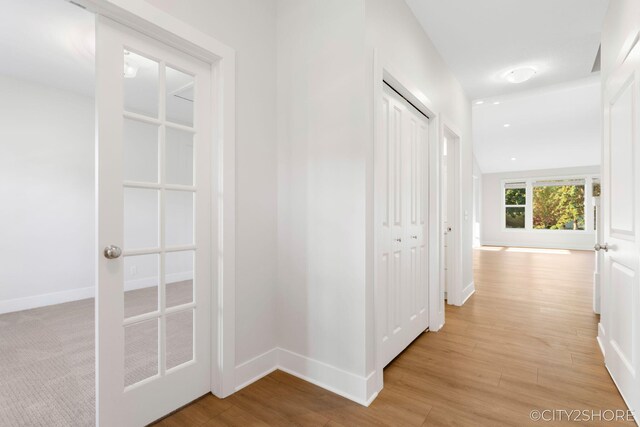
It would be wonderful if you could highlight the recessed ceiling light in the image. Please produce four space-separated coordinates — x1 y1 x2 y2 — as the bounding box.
493 101 501 105
511 157 517 161
474 100 484 105
504 124 511 128
505 67 537 84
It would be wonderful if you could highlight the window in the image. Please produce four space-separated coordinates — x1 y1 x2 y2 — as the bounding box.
504 182 526 229
502 175 598 232
532 179 585 230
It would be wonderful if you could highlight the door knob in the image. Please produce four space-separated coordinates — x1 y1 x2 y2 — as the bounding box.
104 245 122 259
411 235 418 239
395 238 402 243
594 243 609 252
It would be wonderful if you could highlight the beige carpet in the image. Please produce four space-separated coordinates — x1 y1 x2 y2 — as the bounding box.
0 281 193 427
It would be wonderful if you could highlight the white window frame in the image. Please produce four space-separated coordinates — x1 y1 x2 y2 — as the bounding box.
501 174 600 233
503 181 528 231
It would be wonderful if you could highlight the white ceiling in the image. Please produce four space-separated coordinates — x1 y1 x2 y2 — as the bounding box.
0 0 95 97
472 76 601 173
0 0 193 123
405 0 609 100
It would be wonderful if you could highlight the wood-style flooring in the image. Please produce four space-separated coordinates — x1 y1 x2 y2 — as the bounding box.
154 247 631 426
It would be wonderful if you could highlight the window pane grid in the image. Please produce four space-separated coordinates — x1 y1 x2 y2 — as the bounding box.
122 52 197 387
503 177 595 232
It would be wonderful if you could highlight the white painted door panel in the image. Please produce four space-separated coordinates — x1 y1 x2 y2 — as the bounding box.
378 85 429 367
96 17 212 426
600 41 640 420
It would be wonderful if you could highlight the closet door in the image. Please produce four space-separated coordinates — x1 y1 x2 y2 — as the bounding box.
378 84 429 367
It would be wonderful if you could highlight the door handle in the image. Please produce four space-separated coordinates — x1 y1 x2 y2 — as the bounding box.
594 243 609 252
411 235 418 239
395 238 402 243
104 245 122 259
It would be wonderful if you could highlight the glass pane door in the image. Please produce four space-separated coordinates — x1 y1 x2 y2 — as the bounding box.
96 17 212 426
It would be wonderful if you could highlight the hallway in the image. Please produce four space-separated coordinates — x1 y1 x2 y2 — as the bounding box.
156 247 630 426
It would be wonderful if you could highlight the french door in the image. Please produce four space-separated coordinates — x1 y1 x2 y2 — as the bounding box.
96 17 212 426
600 38 640 418
377 84 429 367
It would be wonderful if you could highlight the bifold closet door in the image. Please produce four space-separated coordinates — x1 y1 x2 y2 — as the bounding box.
96 16 212 427
378 85 429 368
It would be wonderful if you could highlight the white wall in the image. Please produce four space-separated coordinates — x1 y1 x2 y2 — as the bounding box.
144 0 279 371
481 166 600 250
276 0 370 383
0 74 95 313
274 0 473 402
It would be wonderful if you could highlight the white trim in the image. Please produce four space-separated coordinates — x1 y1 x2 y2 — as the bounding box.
74 0 237 401
0 273 196 315
278 348 376 407
597 323 606 357
460 281 475 306
234 348 279 392
233 348 377 407
441 122 464 307
0 286 95 315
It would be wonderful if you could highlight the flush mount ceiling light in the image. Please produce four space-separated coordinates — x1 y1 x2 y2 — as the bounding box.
124 61 138 78
474 100 484 105
511 157 517 161
123 50 138 79
503 124 511 128
493 101 501 105
505 67 537 84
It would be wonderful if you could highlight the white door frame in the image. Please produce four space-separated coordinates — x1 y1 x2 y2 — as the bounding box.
441 124 465 306
372 51 443 396
74 0 237 399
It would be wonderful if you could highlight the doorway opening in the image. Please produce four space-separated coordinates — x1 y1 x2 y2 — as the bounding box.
441 126 464 306
0 1 96 424
0 1 236 425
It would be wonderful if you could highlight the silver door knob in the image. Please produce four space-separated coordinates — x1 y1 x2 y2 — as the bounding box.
104 245 122 259
594 243 609 252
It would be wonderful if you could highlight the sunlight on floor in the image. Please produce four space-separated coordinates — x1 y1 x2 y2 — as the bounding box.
505 247 571 255
478 246 572 255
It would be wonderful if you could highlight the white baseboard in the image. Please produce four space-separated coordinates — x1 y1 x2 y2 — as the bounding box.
597 323 606 357
234 347 377 406
593 272 601 314
278 348 375 406
124 271 193 292
0 286 95 315
0 271 194 315
234 348 278 391
461 281 475 305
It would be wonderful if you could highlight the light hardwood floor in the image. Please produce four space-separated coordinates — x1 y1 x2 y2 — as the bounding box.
154 247 631 426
